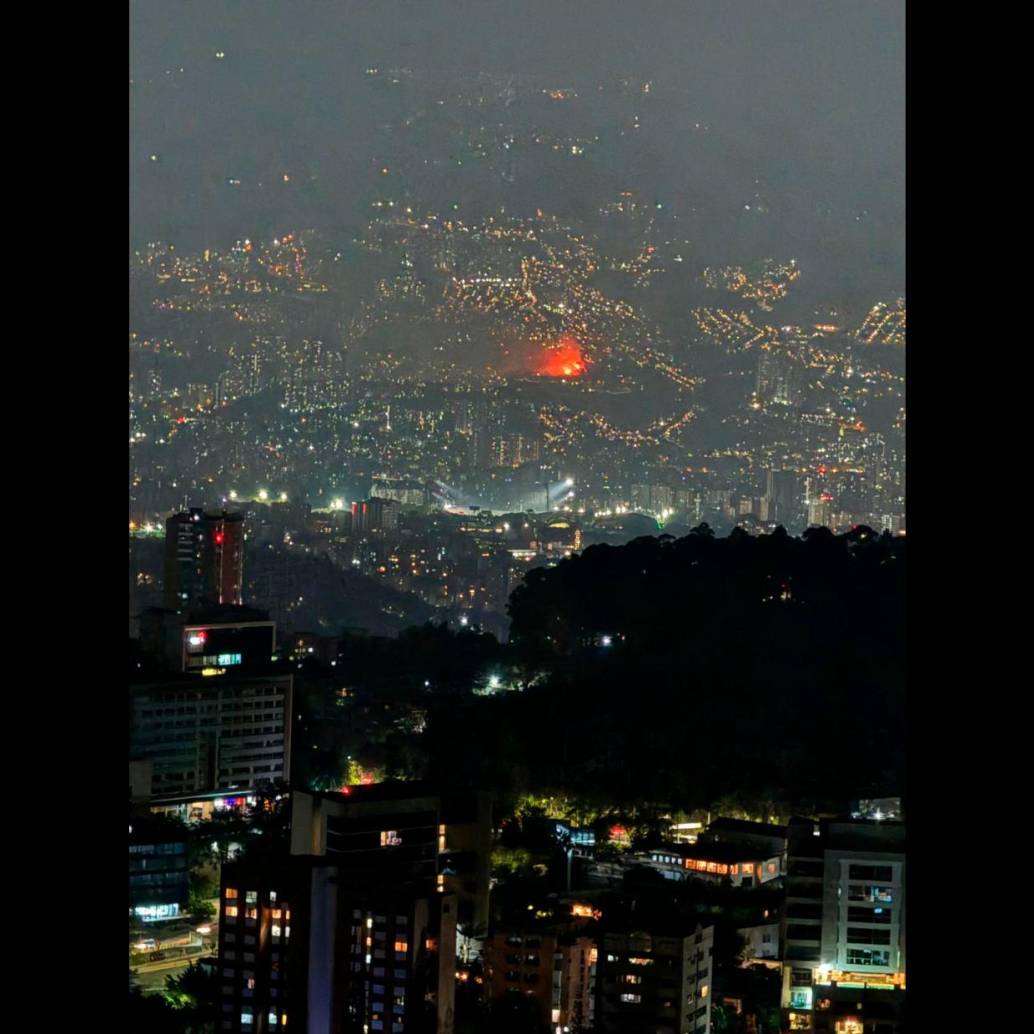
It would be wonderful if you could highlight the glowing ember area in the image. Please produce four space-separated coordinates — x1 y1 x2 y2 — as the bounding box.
537 336 588 377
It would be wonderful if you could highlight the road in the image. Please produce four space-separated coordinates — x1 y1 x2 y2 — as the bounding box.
132 957 194 992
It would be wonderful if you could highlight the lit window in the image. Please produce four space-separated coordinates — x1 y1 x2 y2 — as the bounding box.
272 925 282 938
225 906 239 918
619 993 641 1004
269 891 277 904
225 888 238 900
700 985 709 998
241 1011 254 1027
271 909 283 920
620 974 641 985
790 988 813 1010
394 940 408 954
268 1011 278 1027
246 891 258 905
380 830 402 847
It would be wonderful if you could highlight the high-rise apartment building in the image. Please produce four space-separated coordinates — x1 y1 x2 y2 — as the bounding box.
755 352 798 407
216 785 492 1034
351 498 401 535
597 926 713 1034
489 433 541 469
485 928 596 1031
164 508 245 610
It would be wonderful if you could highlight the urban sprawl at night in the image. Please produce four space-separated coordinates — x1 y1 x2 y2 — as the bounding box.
130 6 906 1034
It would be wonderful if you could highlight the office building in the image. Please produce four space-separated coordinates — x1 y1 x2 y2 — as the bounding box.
139 604 276 673
780 819 905 1033
129 815 190 924
164 508 245 611
129 673 293 798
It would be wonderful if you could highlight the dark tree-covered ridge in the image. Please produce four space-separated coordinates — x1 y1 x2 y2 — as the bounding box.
427 526 904 812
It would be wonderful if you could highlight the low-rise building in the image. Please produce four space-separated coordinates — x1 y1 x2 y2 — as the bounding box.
780 819 905 1033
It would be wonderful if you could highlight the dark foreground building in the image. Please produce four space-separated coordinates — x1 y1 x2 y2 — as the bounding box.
216 785 491 1033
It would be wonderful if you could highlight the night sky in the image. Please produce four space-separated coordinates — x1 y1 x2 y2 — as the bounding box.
130 0 904 303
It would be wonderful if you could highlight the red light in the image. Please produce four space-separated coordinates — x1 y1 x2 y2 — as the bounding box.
340 786 353 795
537 335 589 378
214 531 225 545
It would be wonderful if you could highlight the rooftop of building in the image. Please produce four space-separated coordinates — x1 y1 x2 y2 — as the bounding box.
705 817 788 837
298 782 491 817
644 841 777 864
130 669 293 689
821 819 905 854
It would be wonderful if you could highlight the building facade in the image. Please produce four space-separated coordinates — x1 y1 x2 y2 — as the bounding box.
216 786 479 1034
781 820 906 1034
129 818 190 924
164 508 245 610
129 674 293 797
596 928 697 1034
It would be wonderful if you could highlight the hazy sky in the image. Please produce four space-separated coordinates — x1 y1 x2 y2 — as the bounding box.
130 1 904 298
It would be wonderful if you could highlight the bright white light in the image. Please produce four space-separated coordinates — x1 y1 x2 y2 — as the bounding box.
259 490 269 501
279 492 288 502
459 615 469 627
489 675 501 689
601 635 612 647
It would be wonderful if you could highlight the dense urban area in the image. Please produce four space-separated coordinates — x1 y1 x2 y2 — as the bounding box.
130 9 905 1034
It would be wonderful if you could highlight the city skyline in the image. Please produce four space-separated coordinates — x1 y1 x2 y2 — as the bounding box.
129 6 906 1033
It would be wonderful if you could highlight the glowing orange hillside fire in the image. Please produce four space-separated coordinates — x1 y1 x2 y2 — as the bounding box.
537 336 588 377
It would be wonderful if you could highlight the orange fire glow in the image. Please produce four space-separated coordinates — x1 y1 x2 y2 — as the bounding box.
537 336 588 378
